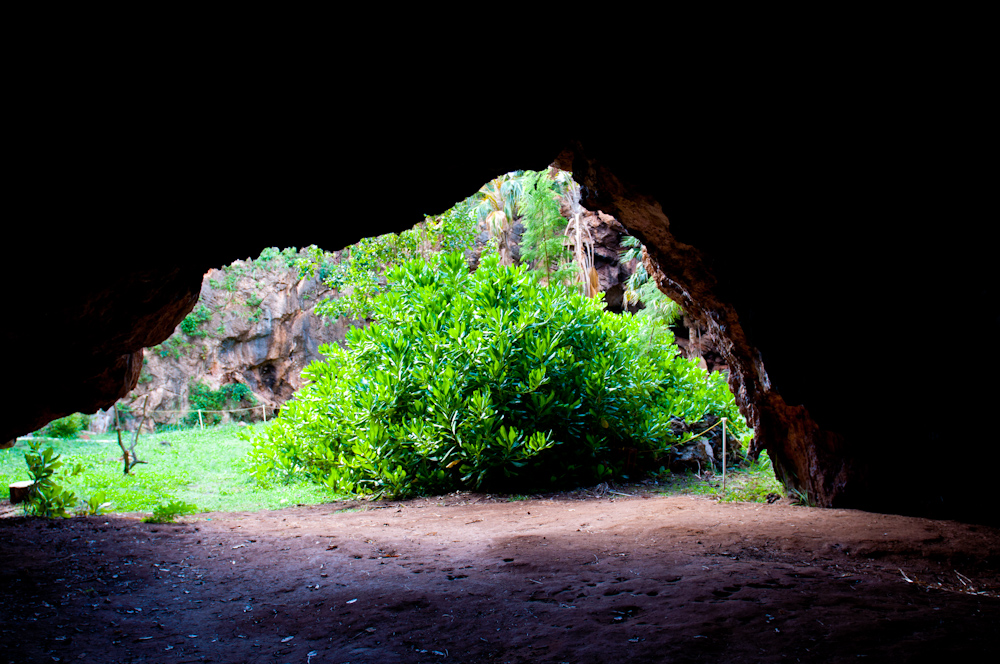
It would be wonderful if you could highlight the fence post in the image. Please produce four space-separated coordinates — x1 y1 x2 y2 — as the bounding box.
722 418 727 495
198 410 204 430
263 403 267 423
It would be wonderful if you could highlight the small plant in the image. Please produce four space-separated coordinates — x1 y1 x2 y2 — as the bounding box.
180 304 213 338
22 441 80 518
789 487 815 507
153 335 192 359
143 500 199 523
78 491 112 516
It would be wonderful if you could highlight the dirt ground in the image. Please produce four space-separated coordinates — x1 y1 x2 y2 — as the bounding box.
1 487 998 663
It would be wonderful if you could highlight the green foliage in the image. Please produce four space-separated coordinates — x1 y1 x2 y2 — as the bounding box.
254 246 300 272
314 201 478 320
718 451 786 503
0 425 345 514
40 413 91 439
211 268 243 293
473 173 525 265
152 335 192 359
79 490 112 516
519 169 575 284
247 251 750 499
22 441 80 517
180 304 213 337
185 381 257 427
621 235 684 327
143 499 199 523
295 245 339 282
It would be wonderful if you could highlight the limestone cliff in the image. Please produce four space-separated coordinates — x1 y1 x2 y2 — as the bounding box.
93 254 362 432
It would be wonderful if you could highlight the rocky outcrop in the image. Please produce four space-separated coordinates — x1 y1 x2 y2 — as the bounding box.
553 142 859 510
93 258 362 432
557 204 634 313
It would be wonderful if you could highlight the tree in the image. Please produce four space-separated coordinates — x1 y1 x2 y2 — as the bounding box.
473 173 524 266
518 169 575 285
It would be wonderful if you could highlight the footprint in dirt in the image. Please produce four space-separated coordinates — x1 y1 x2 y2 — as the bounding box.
711 584 743 598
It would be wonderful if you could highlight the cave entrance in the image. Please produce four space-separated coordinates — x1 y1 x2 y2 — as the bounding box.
115 166 765 504
5 165 776 526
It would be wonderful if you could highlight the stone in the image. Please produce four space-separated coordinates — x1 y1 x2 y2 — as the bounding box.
95 259 363 431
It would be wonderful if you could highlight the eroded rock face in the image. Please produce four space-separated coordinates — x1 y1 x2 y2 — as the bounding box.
554 143 857 509
95 260 363 430
557 205 633 312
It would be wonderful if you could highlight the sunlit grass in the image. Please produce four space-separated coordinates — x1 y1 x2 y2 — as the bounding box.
1 426 787 516
0 424 347 516
650 451 786 503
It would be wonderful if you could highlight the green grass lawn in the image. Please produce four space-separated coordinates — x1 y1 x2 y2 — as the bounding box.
2 424 786 518
0 424 346 516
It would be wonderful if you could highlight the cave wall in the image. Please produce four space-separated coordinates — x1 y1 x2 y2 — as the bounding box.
8 107 994 523
553 143 855 508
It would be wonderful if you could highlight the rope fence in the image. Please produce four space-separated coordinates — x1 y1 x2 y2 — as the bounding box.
117 403 276 430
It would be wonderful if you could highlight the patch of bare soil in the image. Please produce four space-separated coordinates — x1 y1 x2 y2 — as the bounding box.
2 490 998 663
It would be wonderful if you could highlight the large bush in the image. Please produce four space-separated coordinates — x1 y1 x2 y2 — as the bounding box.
246 251 749 498
39 413 91 439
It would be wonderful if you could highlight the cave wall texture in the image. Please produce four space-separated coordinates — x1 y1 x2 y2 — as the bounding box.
7 87 994 524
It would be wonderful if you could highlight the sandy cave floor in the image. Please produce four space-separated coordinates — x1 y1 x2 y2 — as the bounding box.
1 489 999 664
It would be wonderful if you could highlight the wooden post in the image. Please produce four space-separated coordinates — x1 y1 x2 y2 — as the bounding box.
722 418 728 495
198 410 204 430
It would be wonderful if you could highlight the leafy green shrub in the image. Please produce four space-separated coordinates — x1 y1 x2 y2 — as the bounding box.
246 250 750 499
313 201 478 321
22 441 80 517
180 304 213 337
143 500 199 523
41 413 91 439
185 381 257 427
153 335 192 359
80 490 113 516
254 246 300 272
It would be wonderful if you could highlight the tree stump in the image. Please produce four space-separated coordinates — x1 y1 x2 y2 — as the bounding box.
9 481 36 504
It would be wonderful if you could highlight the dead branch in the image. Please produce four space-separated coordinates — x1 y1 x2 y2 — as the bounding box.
115 395 150 474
